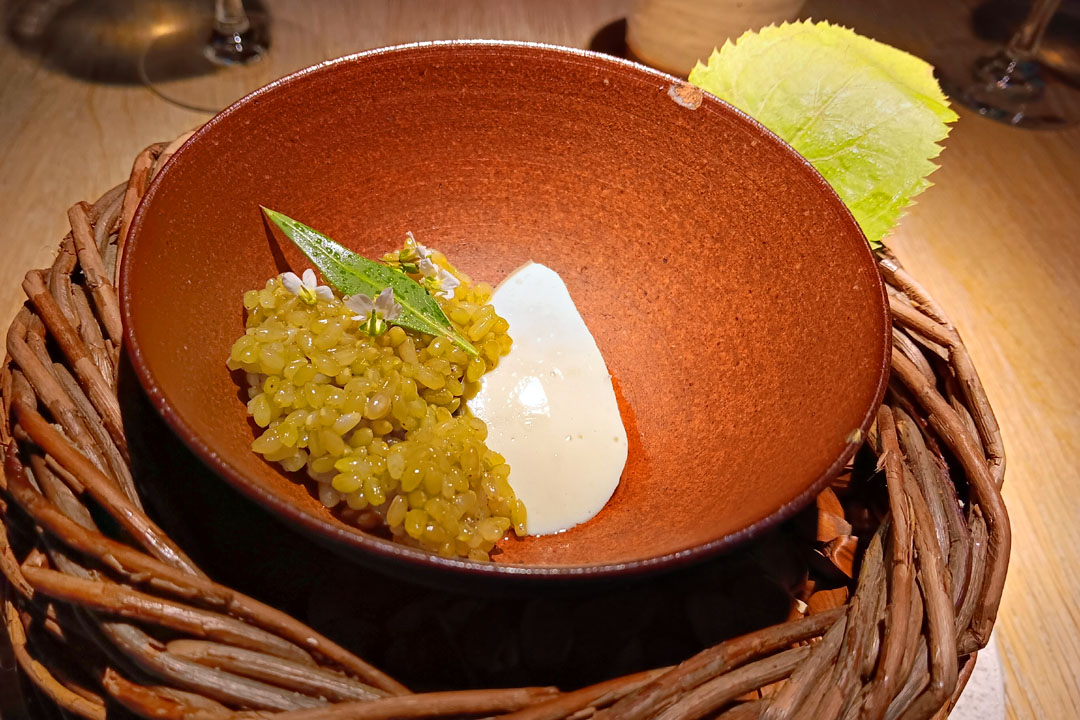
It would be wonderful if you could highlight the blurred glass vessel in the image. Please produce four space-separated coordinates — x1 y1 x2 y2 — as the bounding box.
934 0 1080 129
139 0 325 113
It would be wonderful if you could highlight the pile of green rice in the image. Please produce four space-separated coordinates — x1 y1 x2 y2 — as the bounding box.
226 243 524 560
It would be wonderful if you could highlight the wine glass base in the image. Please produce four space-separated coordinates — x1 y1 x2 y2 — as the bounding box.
138 11 327 114
932 37 1080 129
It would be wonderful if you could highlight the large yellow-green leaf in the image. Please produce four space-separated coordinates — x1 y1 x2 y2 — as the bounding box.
689 20 957 248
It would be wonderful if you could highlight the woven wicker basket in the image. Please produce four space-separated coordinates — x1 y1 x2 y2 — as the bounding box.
0 139 1009 720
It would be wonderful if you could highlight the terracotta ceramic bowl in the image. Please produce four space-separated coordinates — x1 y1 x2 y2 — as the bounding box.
121 41 890 580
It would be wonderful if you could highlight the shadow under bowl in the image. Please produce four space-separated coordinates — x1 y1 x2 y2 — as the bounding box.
120 40 890 582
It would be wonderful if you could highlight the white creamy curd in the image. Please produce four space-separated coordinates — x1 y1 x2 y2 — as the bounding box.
466 263 627 535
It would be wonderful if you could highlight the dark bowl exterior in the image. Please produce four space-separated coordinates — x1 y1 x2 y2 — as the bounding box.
120 41 890 581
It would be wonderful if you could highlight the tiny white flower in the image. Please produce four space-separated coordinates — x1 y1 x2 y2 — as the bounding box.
345 287 401 335
280 272 302 293
373 286 401 321
345 293 372 320
417 256 460 298
434 268 460 298
404 231 429 259
281 268 333 305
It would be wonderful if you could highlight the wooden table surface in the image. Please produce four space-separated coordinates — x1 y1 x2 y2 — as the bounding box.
1 1 1077 718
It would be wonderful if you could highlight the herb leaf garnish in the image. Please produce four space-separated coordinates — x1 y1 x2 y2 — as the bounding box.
261 207 478 356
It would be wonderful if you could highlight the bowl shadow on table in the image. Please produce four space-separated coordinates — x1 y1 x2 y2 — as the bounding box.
119 355 835 692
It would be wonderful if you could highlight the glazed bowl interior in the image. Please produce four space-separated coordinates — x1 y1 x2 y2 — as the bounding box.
121 41 889 580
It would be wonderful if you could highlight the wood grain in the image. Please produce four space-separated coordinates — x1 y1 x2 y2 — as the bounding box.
0 1 1077 718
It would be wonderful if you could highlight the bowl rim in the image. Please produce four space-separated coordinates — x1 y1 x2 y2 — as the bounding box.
120 38 892 580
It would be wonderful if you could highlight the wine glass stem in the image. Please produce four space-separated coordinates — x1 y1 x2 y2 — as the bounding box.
206 0 265 66
1006 0 1060 57
215 0 251 35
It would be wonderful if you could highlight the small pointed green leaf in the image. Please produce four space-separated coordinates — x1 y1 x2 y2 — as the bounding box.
261 207 478 356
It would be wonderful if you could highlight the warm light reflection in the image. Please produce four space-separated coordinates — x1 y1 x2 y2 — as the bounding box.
512 375 551 418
